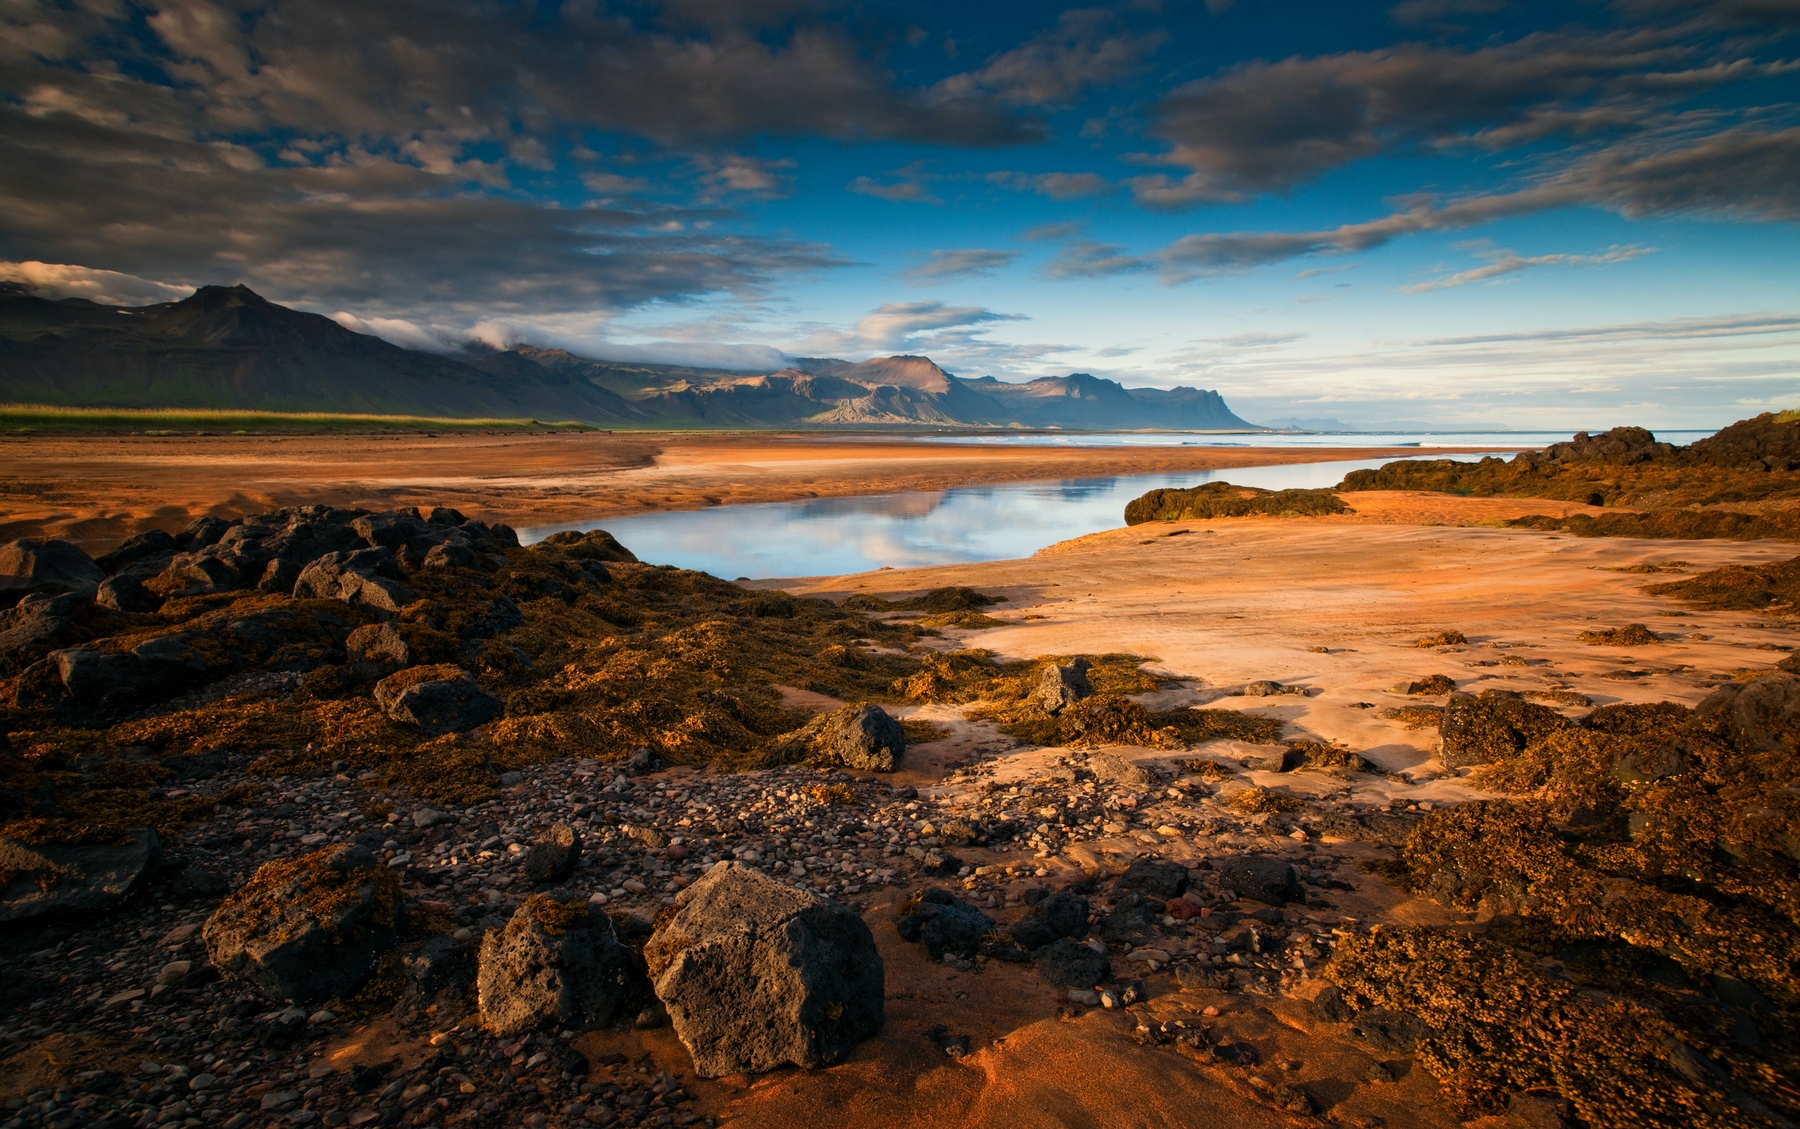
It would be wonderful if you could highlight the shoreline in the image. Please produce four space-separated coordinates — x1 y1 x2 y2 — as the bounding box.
0 430 1515 552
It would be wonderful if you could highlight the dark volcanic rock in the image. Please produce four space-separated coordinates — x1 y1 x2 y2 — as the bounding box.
477 896 645 1037
0 594 78 674
373 665 503 735
895 887 995 959
1008 890 1090 951
1113 859 1189 901
294 550 417 613
1034 938 1110 988
95 573 159 612
644 862 884 1077
524 822 582 883
1696 672 1800 753
203 843 401 1005
819 703 905 772
1036 659 1092 714
1216 855 1302 905
0 828 161 923
0 538 104 601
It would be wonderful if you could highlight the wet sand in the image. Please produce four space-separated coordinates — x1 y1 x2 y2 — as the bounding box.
0 431 1494 551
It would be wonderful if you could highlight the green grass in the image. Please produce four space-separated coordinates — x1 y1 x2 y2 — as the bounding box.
0 403 597 434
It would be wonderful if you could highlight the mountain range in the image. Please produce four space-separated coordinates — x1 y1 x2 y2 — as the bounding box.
0 283 1260 431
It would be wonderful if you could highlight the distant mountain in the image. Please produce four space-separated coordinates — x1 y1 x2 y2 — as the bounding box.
1260 416 1369 431
0 285 640 422
0 285 1261 431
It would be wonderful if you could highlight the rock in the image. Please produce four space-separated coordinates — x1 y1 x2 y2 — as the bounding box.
346 623 412 669
95 529 177 574
1008 891 1090 951
1215 855 1303 905
1243 680 1283 697
146 552 241 597
1088 751 1150 788
372 666 503 735
625 748 662 775
818 704 905 772
1242 749 1291 772
1113 859 1189 900
351 510 428 550
0 828 162 923
1035 938 1110 988
535 529 638 563
894 887 994 959
643 861 884 1078
1393 674 1457 696
203 844 402 1004
294 552 416 614
95 573 160 612
1036 659 1091 713
476 896 646 1037
180 515 232 549
1696 672 1800 753
410 807 451 829
257 558 301 595
171 866 228 899
0 595 78 673
0 538 104 603
524 823 582 883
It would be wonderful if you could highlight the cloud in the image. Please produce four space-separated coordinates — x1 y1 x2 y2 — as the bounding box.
931 9 1168 108
1132 29 1786 205
799 300 1025 356
692 154 797 199
899 249 1017 282
1042 241 1152 279
847 162 943 203
1389 0 1506 25
1019 221 1084 242
1415 312 1800 346
1152 127 1800 279
0 260 192 305
330 312 474 353
1401 244 1656 291
581 172 654 198
985 170 1115 199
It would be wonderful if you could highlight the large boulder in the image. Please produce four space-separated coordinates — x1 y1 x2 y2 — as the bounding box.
203 844 402 1005
1697 673 1800 753
373 665 503 735
1036 659 1092 714
644 862 884 1078
1216 855 1303 905
535 529 638 563
0 595 79 675
1112 859 1188 900
523 822 581 883
0 539 103 601
818 704 905 772
894 887 994 959
1008 890 1090 951
1088 751 1151 788
145 552 242 597
476 896 646 1037
0 828 162 923
1034 938 1110 989
294 551 416 614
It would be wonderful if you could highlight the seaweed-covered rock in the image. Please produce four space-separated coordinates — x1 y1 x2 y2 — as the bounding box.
0 538 103 601
1440 690 1569 769
523 822 581 883
1695 672 1800 753
373 665 502 735
644 862 884 1078
1008 891 1090 951
535 529 638 563
818 703 905 772
895 887 994 959
203 844 401 1005
1036 659 1091 714
0 828 162 923
1394 674 1457 696
476 896 645 1037
1216 855 1302 905
1035 938 1110 988
346 622 413 669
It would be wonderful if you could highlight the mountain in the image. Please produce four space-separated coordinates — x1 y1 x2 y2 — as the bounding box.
0 284 1261 431
0 285 640 422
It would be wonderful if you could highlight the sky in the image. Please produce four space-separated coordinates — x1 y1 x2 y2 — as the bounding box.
2 0 1799 430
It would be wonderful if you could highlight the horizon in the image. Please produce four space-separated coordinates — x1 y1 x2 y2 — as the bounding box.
3 1 1798 429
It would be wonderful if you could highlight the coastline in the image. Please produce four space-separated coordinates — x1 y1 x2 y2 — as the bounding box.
0 430 1512 551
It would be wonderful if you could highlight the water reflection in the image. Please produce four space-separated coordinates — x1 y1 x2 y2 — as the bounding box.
518 454 1499 580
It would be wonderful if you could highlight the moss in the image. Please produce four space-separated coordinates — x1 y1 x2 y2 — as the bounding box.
900 719 951 746
1124 481 1351 524
1228 787 1303 813
1509 510 1800 541
1178 758 1236 780
524 893 599 936
1581 623 1662 646
804 783 860 805
1379 705 1445 729
915 611 1009 629
843 586 1006 613
217 845 402 947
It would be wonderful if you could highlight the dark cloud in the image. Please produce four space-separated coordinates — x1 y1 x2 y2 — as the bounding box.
986 170 1115 198
1134 22 1788 205
899 249 1017 282
930 9 1168 108
1018 221 1085 241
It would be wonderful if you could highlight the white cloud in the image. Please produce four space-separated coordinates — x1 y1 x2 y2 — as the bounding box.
1400 244 1656 292
0 260 191 305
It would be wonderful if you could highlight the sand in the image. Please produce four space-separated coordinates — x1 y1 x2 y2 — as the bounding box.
0 431 1495 550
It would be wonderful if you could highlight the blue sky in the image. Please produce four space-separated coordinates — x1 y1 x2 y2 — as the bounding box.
2 0 1798 428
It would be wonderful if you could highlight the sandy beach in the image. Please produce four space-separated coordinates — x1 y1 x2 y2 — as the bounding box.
0 431 1498 550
